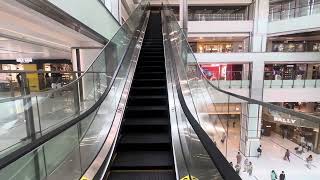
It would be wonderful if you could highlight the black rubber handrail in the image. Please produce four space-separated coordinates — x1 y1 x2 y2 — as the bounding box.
0 4 148 170
168 29 242 180
161 7 241 180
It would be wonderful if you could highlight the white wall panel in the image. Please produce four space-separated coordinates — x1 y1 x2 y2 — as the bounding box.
48 0 120 40
263 88 320 102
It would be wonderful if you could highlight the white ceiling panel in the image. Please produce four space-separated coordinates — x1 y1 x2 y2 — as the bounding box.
0 0 102 52
0 37 71 60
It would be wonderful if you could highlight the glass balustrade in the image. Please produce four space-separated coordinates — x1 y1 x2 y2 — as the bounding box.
163 3 320 180
269 2 320 22
0 0 148 164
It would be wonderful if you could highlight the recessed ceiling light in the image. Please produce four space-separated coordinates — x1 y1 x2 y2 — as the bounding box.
0 37 9 41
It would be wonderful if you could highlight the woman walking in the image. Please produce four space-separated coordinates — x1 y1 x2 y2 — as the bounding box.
306 155 313 169
271 170 278 180
247 162 253 176
283 149 290 162
243 158 249 172
236 152 242 164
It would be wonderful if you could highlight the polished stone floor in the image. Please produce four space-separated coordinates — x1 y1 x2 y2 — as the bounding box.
209 117 320 180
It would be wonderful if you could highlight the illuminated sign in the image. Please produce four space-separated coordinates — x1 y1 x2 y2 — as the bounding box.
16 58 32 63
274 117 297 124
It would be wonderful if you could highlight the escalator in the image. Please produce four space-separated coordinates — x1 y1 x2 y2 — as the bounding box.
106 11 176 180
0 4 243 180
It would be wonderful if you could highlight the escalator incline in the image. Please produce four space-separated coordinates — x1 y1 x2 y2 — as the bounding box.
106 11 176 180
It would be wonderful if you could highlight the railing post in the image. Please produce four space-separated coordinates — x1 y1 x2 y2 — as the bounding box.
20 72 41 180
20 72 36 140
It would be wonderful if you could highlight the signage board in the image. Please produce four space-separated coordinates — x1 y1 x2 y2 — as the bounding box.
16 58 33 63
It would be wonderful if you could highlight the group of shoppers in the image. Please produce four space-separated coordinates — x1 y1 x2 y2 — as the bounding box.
271 170 286 180
230 152 253 176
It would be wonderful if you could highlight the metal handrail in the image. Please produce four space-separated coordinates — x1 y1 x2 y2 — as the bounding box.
162 6 241 180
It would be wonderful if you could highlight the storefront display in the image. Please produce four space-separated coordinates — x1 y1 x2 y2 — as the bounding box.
196 42 245 53
264 64 307 80
0 60 73 92
271 40 320 52
200 64 243 80
262 107 320 153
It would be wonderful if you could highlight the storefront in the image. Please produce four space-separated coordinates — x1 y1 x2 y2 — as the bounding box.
200 64 243 80
0 59 73 92
194 41 245 53
262 108 320 153
264 64 309 80
270 40 320 52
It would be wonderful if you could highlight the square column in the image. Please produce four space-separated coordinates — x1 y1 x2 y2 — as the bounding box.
251 0 269 52
240 103 262 156
240 61 264 156
179 0 188 34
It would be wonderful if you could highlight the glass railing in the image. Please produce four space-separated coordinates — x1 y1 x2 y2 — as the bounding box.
204 70 320 89
189 13 246 21
0 4 148 179
162 3 239 180
264 70 320 88
269 2 320 22
163 2 320 179
0 71 81 99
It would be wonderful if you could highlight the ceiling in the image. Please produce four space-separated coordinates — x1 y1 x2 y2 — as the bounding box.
0 0 103 60
0 37 71 60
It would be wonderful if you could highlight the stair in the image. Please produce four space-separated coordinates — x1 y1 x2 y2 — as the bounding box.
106 11 175 180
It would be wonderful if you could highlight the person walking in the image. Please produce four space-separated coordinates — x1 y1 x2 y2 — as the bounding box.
247 162 253 176
50 67 63 98
221 132 227 143
283 149 290 162
257 145 262 157
243 158 249 172
279 171 285 180
271 170 278 180
229 161 233 168
235 163 241 174
236 152 242 164
306 155 313 169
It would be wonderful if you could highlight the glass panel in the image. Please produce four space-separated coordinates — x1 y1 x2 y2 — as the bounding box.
0 1 148 179
0 148 46 180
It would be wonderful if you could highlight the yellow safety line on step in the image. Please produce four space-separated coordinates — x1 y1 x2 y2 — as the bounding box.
180 175 199 180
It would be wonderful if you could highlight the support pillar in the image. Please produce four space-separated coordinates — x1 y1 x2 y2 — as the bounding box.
251 0 269 52
240 61 264 156
306 64 314 79
179 0 188 35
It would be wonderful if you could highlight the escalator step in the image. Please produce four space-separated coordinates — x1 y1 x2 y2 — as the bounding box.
124 118 169 126
127 95 168 106
111 151 173 170
129 95 167 99
120 133 170 144
107 171 176 180
126 105 168 111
